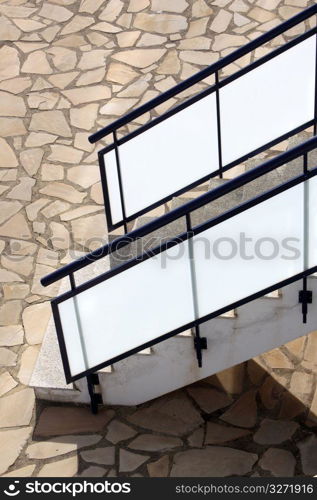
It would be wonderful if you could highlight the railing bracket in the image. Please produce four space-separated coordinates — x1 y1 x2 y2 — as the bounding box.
86 374 103 414
299 279 312 324
194 335 207 368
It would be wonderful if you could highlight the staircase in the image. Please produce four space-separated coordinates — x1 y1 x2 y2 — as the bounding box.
31 5 317 410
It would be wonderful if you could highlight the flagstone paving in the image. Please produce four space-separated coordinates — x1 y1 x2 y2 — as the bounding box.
0 0 316 477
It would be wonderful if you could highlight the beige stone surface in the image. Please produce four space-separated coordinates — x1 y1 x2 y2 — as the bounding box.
38 456 78 477
254 419 298 444
22 302 51 345
105 420 137 444
30 110 72 137
27 434 101 459
35 407 114 437
0 388 35 428
171 447 257 477
187 386 232 413
147 455 169 477
205 422 251 444
0 325 24 347
220 390 257 428
119 449 149 472
18 346 40 385
113 49 167 68
0 371 17 397
129 434 182 451
81 447 115 465
0 427 32 475
40 182 86 203
259 448 296 477
0 347 17 367
62 86 111 105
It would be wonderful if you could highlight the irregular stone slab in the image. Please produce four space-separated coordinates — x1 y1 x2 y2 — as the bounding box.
48 72 79 89
171 447 257 477
2 253 34 276
100 98 138 116
25 132 57 147
210 9 232 33
90 21 122 33
119 449 149 472
76 68 105 86
298 434 317 476
0 301 22 326
35 407 115 437
0 269 23 282
48 145 83 164
38 456 78 477
0 388 35 428
71 213 107 250
40 182 86 203
99 0 123 21
259 448 295 477
113 48 166 68
0 118 26 137
78 50 112 70
212 34 248 51
0 16 21 42
0 138 18 168
137 33 167 46
22 51 53 75
80 0 105 14
13 19 46 32
0 427 32 475
3 464 36 477
134 13 187 33
205 422 251 445
90 182 103 204
129 434 182 452
7 177 36 202
290 371 314 403
188 427 204 448
70 104 98 130
262 348 293 369
60 206 101 221
30 110 72 137
254 419 298 445
0 371 17 397
127 391 203 436
152 0 188 12
220 390 257 428
192 0 213 17
42 200 70 218
62 86 110 105
179 51 219 65
0 201 22 225
26 199 50 222
61 15 94 35
147 456 169 477
27 434 101 459
117 31 141 48
50 221 70 250
0 5 38 17
31 263 61 298
22 302 51 345
187 387 232 413
81 447 115 465
28 91 59 111
0 325 24 346
67 165 99 189
18 345 40 385
39 3 74 22
0 347 17 366
205 364 245 394
0 77 31 94
105 420 137 444
79 466 107 477
107 62 138 85
47 47 77 72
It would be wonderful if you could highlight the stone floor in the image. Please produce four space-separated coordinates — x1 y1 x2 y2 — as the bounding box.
0 0 317 478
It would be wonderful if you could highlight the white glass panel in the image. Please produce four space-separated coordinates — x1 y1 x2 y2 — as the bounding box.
112 93 219 218
308 175 317 269
193 183 305 317
220 36 316 165
58 242 195 378
104 149 123 225
58 298 87 376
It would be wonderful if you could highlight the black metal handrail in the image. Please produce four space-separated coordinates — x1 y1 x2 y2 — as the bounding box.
89 4 317 144
42 135 317 287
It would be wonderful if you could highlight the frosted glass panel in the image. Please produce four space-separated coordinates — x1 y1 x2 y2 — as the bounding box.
193 183 306 318
308 175 317 269
103 93 219 220
58 242 195 378
220 36 316 165
103 149 123 225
